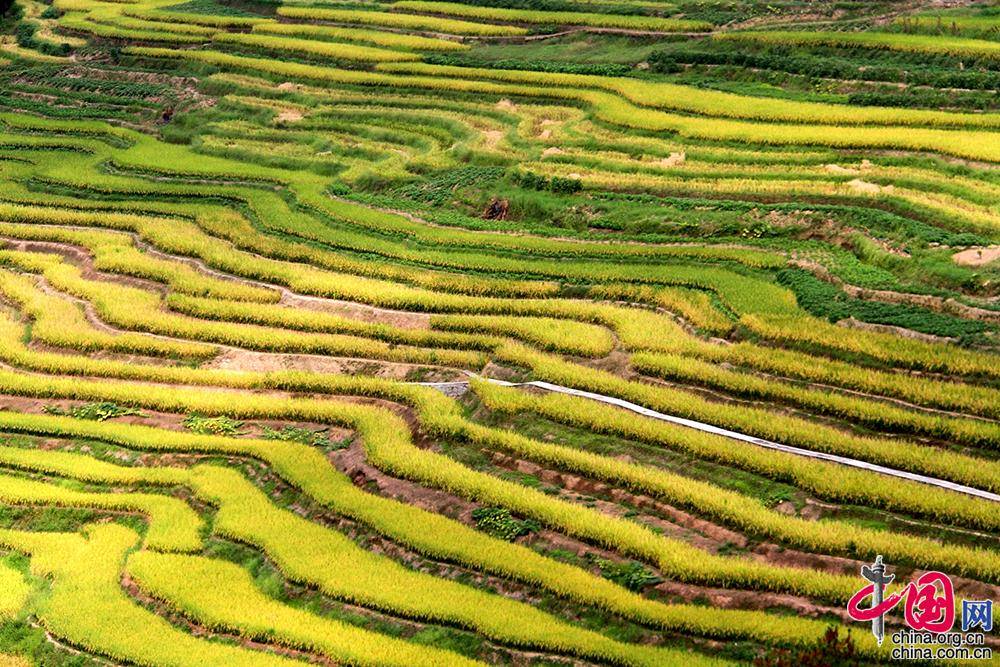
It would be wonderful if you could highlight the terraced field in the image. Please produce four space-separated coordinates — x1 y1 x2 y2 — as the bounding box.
0 0 998 664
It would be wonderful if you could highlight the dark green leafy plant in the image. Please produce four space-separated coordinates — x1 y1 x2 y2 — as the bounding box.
44 402 144 422
182 414 245 436
511 170 582 195
260 425 348 449
593 558 662 592
777 268 992 340
471 507 540 541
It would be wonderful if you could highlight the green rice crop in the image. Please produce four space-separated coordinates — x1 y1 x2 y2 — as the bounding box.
715 29 1000 59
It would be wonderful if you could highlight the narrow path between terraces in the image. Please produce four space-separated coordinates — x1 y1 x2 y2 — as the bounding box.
419 378 1000 503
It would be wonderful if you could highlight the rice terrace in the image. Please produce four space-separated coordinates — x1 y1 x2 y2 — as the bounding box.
1 0 1000 663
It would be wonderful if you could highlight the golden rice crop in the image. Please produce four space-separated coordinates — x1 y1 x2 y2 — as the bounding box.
276 6 528 36
0 264 215 359
463 381 1000 581
632 351 1000 449
213 32 422 63
381 61 1000 129
127 47 1000 160
429 313 615 356
0 563 28 621
471 378 997 531
251 22 469 52
0 410 874 652
495 343 1000 494
0 365 871 603
391 1 712 31
0 523 303 666
0 472 202 551
743 313 1000 379
1 251 485 368
127 552 485 667
0 441 731 664
121 6 270 27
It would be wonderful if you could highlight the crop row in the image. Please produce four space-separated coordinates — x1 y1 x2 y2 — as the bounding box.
252 22 468 52
742 313 1000 379
275 7 528 36
381 61 1000 129
631 351 1000 449
213 32 422 63
119 6 268 28
533 158 1000 236
0 523 307 666
2 250 487 368
715 29 1000 60
0 168 562 301
91 12 217 37
0 331 991 606
251 21 468 52
0 221 277 302
0 408 869 653
0 363 885 605
0 450 703 667
167 294 616 357
58 12 204 43
428 313 615 357
463 380 1000 580
2 281 972 561
391 1 712 32
128 551 485 667
0 219 620 360
0 189 776 346
3 128 995 385
470 378 997 535
8 175 993 391
0 469 201 551
0 413 839 656
177 91 999 228
0 266 215 359
113 47 995 161
5 118 995 372
0 296 968 544
623 313 1000 418
495 344 1000 495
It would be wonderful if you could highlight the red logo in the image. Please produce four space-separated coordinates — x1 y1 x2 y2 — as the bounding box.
848 556 955 645
849 571 955 631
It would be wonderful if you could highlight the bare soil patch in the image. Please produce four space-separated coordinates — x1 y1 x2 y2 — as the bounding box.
202 349 464 381
274 109 303 123
953 246 1000 267
279 293 430 329
481 129 504 148
658 152 686 168
838 317 956 343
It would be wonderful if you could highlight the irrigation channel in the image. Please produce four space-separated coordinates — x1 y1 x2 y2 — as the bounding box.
420 378 1000 503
